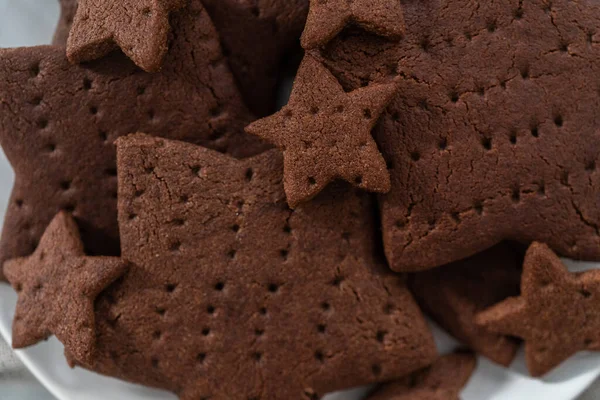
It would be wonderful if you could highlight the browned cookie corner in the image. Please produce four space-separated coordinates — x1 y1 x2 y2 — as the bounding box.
366 352 477 400
409 243 522 367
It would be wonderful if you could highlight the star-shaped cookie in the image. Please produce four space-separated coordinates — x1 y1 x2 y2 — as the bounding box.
3 212 126 365
0 0 265 280
246 54 397 207
477 242 600 376
55 0 310 116
67 0 185 72
302 0 405 49
366 352 477 400
319 0 600 271
80 133 436 399
409 243 522 367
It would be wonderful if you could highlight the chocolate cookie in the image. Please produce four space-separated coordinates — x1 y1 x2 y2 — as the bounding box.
53 0 78 45
3 212 126 365
409 243 522 366
365 352 477 400
477 242 600 376
54 0 310 116
318 0 600 271
246 54 396 207
201 0 309 116
0 0 266 280
81 134 437 399
302 0 405 49
67 0 185 72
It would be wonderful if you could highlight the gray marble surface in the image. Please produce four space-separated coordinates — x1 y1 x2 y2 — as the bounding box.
0 1 598 399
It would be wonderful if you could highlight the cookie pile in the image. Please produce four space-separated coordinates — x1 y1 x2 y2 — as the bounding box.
1 0 599 398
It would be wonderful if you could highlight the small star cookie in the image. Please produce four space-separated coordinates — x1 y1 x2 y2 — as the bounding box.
246 54 396 207
3 212 126 365
477 242 600 376
67 0 185 72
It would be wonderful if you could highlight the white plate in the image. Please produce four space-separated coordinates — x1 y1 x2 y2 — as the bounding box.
1 1 600 399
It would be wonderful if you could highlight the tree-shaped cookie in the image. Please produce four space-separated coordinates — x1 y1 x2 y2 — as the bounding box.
302 0 405 49
409 243 522 366
0 0 266 280
477 242 600 376
366 352 477 400
67 0 185 72
319 0 600 271
3 212 126 365
246 54 397 207
76 134 437 399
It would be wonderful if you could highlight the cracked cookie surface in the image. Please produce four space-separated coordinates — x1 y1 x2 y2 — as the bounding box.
0 0 266 279
81 133 437 399
319 0 600 270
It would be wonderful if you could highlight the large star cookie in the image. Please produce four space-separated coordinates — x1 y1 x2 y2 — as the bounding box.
79 134 436 399
67 0 185 72
365 352 477 400
3 212 126 365
302 0 405 49
477 242 600 376
409 243 522 366
246 54 397 207
319 0 600 271
55 0 310 116
0 0 265 280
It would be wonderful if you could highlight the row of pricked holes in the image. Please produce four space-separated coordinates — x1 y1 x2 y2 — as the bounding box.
389 111 567 162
